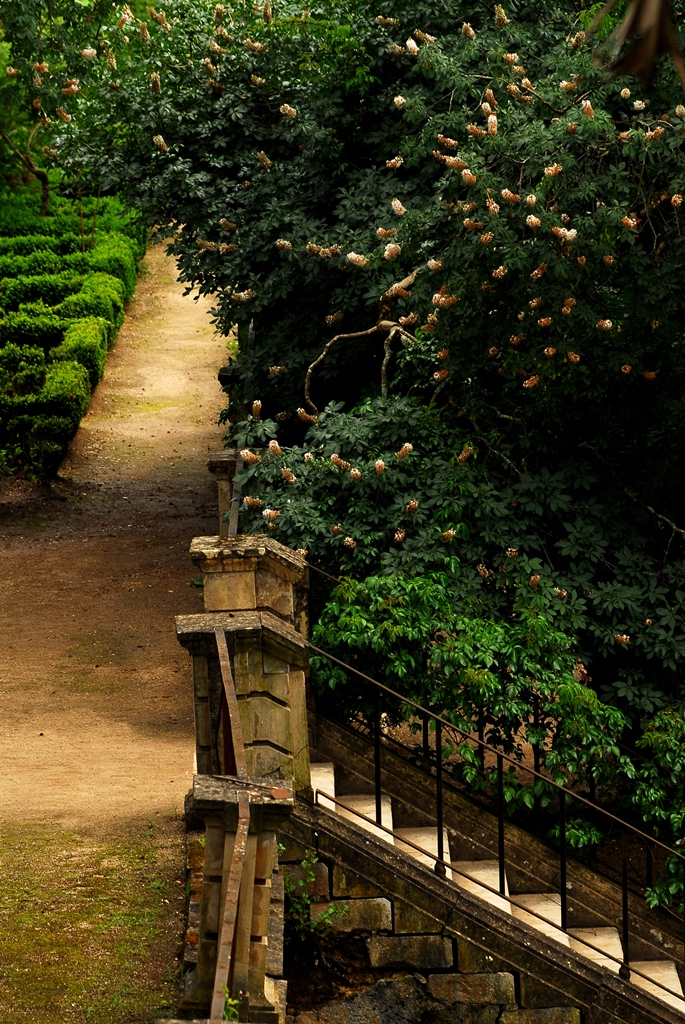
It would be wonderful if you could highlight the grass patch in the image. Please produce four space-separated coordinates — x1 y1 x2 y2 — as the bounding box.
0 817 184 1022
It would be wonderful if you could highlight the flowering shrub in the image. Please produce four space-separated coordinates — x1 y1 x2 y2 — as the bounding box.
7 0 685 878
20 0 685 432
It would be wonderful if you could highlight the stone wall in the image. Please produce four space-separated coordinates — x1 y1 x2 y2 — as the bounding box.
276 798 685 1024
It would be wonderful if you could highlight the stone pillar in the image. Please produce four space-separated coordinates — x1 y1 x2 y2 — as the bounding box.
180 776 293 1022
190 534 308 638
178 534 311 791
207 449 241 539
176 609 311 793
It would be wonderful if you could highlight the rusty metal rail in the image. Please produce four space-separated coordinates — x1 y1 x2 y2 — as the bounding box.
215 625 248 779
210 627 250 1021
210 791 251 1021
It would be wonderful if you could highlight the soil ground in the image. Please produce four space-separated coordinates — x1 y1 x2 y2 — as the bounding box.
0 244 229 1022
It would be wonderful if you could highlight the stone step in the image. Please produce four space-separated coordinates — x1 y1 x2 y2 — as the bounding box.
452 859 512 915
511 893 570 947
395 827 453 879
335 793 394 844
310 762 336 810
630 960 685 1011
568 926 623 972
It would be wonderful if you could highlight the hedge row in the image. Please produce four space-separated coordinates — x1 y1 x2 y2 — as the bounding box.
0 189 144 477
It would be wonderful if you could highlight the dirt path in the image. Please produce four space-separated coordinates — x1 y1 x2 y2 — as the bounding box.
0 244 228 1022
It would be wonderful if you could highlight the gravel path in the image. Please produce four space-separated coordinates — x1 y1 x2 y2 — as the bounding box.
0 243 228 1021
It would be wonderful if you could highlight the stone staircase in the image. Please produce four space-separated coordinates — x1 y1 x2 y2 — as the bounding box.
310 746 685 1015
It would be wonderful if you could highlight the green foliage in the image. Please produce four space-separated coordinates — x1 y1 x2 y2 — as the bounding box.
50 316 109 387
57 273 125 340
0 270 86 309
311 572 630 808
0 310 67 349
548 816 604 849
222 987 240 1021
237 397 685 720
283 851 348 936
39 359 91 424
0 188 143 476
6 0 685 901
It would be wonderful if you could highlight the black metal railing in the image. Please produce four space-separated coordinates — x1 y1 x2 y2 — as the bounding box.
307 639 685 991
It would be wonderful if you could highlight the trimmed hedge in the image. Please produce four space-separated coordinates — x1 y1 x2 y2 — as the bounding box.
0 312 67 350
49 318 109 388
0 193 147 259
0 233 138 298
57 273 125 341
0 188 145 477
0 233 82 257
0 346 92 477
0 271 86 310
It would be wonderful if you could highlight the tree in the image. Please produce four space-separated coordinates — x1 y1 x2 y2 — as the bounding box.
6 0 685 868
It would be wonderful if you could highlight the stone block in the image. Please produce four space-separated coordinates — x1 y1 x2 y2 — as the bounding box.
235 643 289 699
428 972 515 1005
256 566 294 620
519 975 579 1010
500 1010 580 1024
367 934 453 969
203 824 225 875
285 975 500 1024
283 861 330 899
252 882 273 934
200 879 222 934
457 936 510 975
289 669 311 792
332 864 384 899
266 898 284 977
310 898 392 932
192 655 209 697
239 694 292 748
249 935 269 988
204 568 257 612
195 700 211 748
246 745 293 781
394 901 442 934
263 649 290 674
278 834 312 863
195 935 217 989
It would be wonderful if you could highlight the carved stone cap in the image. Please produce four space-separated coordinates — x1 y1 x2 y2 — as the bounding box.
193 773 294 809
175 610 308 666
189 534 307 584
207 448 241 480
192 774 294 831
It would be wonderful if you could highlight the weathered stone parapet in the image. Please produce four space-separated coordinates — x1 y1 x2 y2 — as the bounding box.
176 611 310 791
181 775 293 1020
189 534 308 637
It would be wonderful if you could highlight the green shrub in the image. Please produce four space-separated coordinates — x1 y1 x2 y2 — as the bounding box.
0 250 86 278
50 317 108 388
0 192 146 257
0 233 81 257
0 343 46 398
57 273 124 341
90 233 138 301
37 359 91 428
1 359 89 477
0 311 67 350
0 243 137 292
18 413 77 477
0 252 61 278
0 272 85 311
0 190 144 478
